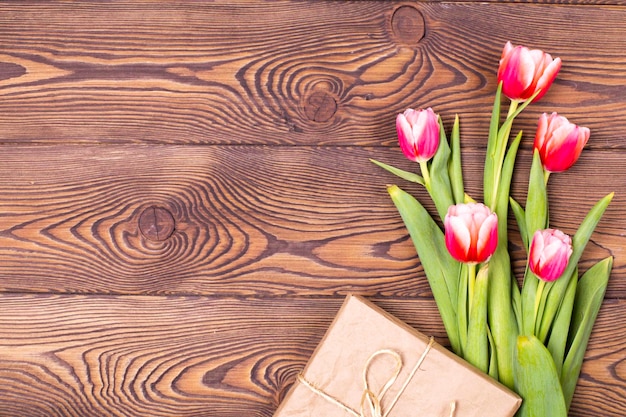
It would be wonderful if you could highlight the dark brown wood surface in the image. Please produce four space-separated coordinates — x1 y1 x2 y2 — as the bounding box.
1 1 625 416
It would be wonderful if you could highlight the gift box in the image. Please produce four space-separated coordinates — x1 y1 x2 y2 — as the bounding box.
274 295 521 417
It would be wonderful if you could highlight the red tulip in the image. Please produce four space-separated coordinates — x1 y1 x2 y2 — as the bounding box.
396 108 440 163
444 203 498 264
528 229 573 282
497 41 561 102
534 112 590 173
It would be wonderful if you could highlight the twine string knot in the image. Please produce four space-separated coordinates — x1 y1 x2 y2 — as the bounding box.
297 337 455 417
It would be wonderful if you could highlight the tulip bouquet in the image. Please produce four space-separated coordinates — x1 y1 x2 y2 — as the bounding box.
372 42 614 416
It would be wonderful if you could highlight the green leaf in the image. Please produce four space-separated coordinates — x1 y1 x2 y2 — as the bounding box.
561 257 613 410
465 265 489 373
510 197 528 250
537 193 614 341
487 325 499 380
387 185 461 353
547 268 577 375
496 130 522 244
486 121 522 391
487 246 518 389
519 150 549 337
520 270 540 336
483 82 503 208
562 194 612 279
511 271 522 330
449 114 465 204
429 118 456 221
369 158 424 186
464 193 476 203
515 335 568 417
525 150 548 237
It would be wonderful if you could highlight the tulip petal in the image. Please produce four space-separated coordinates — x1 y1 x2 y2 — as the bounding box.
529 229 573 282
497 42 560 102
445 203 498 264
534 112 589 173
501 41 514 59
403 108 419 124
477 214 498 260
534 57 562 101
533 113 549 151
447 216 472 259
396 108 440 163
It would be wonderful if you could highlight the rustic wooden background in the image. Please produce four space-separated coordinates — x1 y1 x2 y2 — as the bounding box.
1 1 625 416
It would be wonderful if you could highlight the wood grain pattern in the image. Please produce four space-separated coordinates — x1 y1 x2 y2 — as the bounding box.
1 2 626 148
0 145 622 297
1 1 626 416
0 295 624 417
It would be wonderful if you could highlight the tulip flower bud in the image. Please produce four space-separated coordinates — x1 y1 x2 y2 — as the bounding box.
534 112 590 173
528 229 573 282
444 203 498 264
497 41 561 102
396 108 440 163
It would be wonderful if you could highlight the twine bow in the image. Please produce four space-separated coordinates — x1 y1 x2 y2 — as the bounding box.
297 337 456 417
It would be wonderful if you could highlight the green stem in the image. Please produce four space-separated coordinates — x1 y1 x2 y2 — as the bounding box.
544 169 551 186
419 160 431 191
468 262 477 317
543 169 550 228
457 263 469 355
533 280 546 336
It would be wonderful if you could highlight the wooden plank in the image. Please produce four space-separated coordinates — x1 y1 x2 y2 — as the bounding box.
0 294 622 416
0 145 622 297
1 1 626 147
1 3 624 417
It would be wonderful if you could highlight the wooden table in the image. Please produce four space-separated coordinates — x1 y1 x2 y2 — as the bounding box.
1 1 624 416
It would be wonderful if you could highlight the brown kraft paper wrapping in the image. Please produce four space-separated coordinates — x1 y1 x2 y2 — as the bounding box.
274 295 521 417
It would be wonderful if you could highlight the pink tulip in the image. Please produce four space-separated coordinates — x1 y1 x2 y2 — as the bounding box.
497 41 561 102
528 229 573 282
444 203 498 264
396 108 440 163
534 112 590 173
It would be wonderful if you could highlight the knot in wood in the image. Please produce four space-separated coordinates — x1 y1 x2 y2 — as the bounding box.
139 206 175 242
304 91 337 123
391 6 425 44
0 62 26 81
